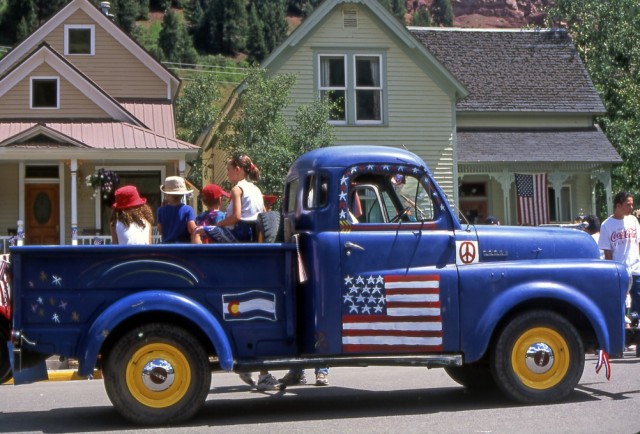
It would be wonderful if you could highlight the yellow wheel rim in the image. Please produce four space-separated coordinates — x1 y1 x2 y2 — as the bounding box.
511 327 570 390
126 342 191 408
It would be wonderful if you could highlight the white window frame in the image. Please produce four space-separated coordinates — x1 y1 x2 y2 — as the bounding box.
318 54 347 125
30 76 60 109
317 52 385 126
353 54 383 125
64 24 95 55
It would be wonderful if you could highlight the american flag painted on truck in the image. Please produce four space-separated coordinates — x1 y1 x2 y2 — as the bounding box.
341 274 443 353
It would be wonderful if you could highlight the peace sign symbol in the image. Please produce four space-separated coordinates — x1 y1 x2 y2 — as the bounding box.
459 241 476 264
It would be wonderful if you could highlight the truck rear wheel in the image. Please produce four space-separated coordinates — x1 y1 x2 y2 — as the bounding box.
0 322 11 384
491 310 584 404
103 323 211 425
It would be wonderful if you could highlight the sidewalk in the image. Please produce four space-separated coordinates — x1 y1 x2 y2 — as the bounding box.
4 357 102 384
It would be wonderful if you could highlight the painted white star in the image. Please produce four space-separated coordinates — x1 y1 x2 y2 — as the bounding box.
343 294 353 304
37 297 43 304
366 164 375 170
340 175 349 186
52 313 60 323
367 296 376 304
29 281 34 288
376 275 384 284
31 303 38 313
59 300 68 310
339 210 347 219
367 276 376 285
339 191 347 202
398 166 405 172
361 305 371 314
372 285 382 295
349 285 360 294
344 275 354 285
356 276 365 285
361 286 370 295
350 167 358 174
378 296 386 305
413 167 420 174
382 165 390 171
374 305 384 313
349 304 359 314
52 275 62 286
356 294 365 303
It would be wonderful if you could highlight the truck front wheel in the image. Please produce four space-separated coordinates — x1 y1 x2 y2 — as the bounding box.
491 310 584 404
103 323 211 425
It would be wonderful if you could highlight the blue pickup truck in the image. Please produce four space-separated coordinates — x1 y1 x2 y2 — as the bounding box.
4 146 628 425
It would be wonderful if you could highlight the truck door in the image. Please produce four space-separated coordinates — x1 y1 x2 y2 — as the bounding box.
337 167 460 354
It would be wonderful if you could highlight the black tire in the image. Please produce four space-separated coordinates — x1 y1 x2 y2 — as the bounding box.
256 211 283 243
491 310 584 404
0 322 11 384
103 323 211 425
444 360 496 390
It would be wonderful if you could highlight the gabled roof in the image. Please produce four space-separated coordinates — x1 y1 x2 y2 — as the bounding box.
0 0 180 99
0 43 145 127
261 0 468 99
0 121 198 151
409 28 605 114
457 127 621 163
119 99 176 138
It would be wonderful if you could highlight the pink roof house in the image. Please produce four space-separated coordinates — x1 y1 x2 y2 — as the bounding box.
0 0 198 247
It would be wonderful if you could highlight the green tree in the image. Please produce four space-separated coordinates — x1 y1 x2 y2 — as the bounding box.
411 5 432 27
546 0 640 195
246 2 267 64
256 0 288 53
112 0 139 33
389 0 406 23
431 0 453 27
1 0 38 43
193 0 247 55
158 8 197 63
175 73 222 144
220 69 335 195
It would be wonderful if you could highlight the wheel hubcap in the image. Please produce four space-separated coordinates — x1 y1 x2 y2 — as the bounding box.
524 342 554 374
141 359 175 392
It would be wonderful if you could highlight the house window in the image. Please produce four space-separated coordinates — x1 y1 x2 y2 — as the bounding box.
65 25 95 55
318 53 384 125
31 77 59 109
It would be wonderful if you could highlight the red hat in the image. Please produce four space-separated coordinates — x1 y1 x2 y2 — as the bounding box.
112 185 147 210
201 184 230 202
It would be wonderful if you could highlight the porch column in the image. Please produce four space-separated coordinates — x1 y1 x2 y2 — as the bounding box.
490 170 513 225
548 172 570 222
70 160 79 245
591 171 613 216
178 159 186 178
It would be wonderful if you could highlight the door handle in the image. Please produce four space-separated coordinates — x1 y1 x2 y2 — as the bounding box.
344 241 365 251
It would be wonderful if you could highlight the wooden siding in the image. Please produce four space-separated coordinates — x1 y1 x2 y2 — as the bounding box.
0 63 110 118
45 9 167 99
0 164 19 235
272 4 457 197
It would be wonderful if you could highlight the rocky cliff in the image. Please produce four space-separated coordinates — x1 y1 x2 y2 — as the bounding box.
408 0 554 28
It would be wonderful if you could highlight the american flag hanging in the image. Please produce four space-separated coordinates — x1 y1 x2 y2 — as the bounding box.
341 274 443 353
515 173 549 226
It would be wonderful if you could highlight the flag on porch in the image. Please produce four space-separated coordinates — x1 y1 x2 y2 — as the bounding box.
515 173 549 226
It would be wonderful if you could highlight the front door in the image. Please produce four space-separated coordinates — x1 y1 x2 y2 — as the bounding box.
25 184 59 245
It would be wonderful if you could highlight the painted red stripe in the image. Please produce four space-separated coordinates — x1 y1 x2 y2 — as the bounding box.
342 329 443 337
386 301 441 308
384 275 440 283
342 344 444 353
343 315 442 323
385 288 440 295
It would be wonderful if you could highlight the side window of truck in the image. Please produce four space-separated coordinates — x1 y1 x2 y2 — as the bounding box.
304 174 329 210
284 178 299 213
349 172 435 223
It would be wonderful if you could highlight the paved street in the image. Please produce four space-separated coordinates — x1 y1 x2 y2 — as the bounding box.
1 350 639 433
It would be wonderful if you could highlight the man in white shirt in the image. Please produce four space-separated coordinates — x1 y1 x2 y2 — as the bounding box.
599 191 640 317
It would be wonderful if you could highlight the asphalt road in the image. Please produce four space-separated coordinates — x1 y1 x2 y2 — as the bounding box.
1 350 639 434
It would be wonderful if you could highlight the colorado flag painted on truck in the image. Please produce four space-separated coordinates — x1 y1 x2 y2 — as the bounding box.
341 274 443 352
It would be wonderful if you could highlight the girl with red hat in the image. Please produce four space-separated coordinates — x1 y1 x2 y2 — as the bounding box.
110 185 154 245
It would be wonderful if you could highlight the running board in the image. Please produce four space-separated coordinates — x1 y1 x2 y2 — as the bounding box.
231 354 463 372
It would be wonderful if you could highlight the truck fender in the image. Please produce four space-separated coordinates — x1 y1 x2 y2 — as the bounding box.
77 290 233 376
468 282 610 362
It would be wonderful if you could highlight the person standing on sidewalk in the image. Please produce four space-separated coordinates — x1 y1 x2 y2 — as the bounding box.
598 191 640 356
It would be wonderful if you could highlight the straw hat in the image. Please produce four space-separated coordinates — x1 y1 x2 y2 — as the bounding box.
112 185 147 210
160 176 193 195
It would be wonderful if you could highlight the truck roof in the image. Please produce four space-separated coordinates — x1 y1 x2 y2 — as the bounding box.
289 145 432 176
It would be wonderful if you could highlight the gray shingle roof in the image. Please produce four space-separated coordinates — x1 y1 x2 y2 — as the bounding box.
409 29 605 114
457 127 621 163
